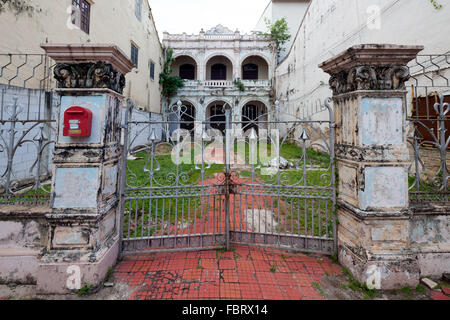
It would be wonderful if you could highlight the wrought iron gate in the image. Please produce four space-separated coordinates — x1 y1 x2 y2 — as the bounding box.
119 100 336 255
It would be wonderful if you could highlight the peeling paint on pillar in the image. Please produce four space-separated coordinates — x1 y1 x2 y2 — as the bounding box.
53 167 99 208
360 167 407 210
360 98 403 146
320 44 425 290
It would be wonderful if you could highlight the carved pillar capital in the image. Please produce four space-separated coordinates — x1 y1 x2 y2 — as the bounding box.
41 44 135 94
319 44 424 95
53 62 126 94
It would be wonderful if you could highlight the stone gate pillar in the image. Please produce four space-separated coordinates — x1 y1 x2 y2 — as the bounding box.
38 44 134 294
320 44 423 289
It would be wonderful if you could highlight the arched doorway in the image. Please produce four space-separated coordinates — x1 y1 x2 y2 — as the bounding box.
242 102 268 132
241 56 269 80
206 56 233 81
206 101 228 133
171 55 198 80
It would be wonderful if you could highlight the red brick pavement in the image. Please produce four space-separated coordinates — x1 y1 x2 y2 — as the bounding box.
432 289 450 301
114 245 342 300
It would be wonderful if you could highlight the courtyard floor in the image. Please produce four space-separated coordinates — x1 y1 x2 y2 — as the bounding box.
116 245 340 300
109 245 444 301
0 245 447 300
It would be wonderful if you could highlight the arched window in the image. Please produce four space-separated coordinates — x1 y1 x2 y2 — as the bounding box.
211 64 227 80
179 64 196 80
242 63 258 80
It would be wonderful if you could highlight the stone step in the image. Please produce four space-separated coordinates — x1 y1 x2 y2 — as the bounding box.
421 278 439 290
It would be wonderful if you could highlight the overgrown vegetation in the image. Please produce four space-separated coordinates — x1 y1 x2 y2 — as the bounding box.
159 48 184 98
270 263 277 273
234 79 245 92
312 281 324 296
429 0 443 9
104 267 114 284
341 267 379 299
415 284 425 293
262 18 291 59
76 283 95 296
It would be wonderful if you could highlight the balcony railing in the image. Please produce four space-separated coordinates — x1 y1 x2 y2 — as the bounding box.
182 80 271 88
241 80 271 87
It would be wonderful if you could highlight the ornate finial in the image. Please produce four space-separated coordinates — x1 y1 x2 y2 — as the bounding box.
300 129 310 141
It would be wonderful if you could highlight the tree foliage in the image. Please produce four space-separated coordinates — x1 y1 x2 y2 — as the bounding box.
263 18 291 58
159 48 184 98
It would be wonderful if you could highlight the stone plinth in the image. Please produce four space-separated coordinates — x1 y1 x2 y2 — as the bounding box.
320 44 424 290
36 44 133 294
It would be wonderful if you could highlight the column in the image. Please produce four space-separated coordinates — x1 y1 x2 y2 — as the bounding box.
320 44 424 289
37 44 134 294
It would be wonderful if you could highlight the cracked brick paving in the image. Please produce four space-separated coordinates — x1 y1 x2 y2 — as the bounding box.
114 245 343 300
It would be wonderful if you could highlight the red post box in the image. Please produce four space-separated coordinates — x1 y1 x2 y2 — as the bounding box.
63 106 93 137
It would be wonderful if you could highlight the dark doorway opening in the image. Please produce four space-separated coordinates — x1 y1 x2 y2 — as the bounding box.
242 104 264 133
179 64 196 80
242 64 258 80
180 104 196 132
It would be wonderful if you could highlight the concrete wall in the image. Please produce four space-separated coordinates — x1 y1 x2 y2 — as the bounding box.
0 206 48 284
0 84 57 188
0 0 163 113
410 208 450 279
275 0 450 120
123 108 163 151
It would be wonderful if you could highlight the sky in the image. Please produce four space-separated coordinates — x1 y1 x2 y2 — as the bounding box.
148 0 270 38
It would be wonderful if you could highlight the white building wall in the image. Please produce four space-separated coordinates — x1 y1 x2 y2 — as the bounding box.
254 2 273 32
275 0 450 121
254 0 310 61
0 0 163 113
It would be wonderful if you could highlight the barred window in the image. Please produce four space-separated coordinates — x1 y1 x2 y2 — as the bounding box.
243 64 259 80
149 61 155 80
72 0 91 34
135 0 143 21
131 44 139 68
